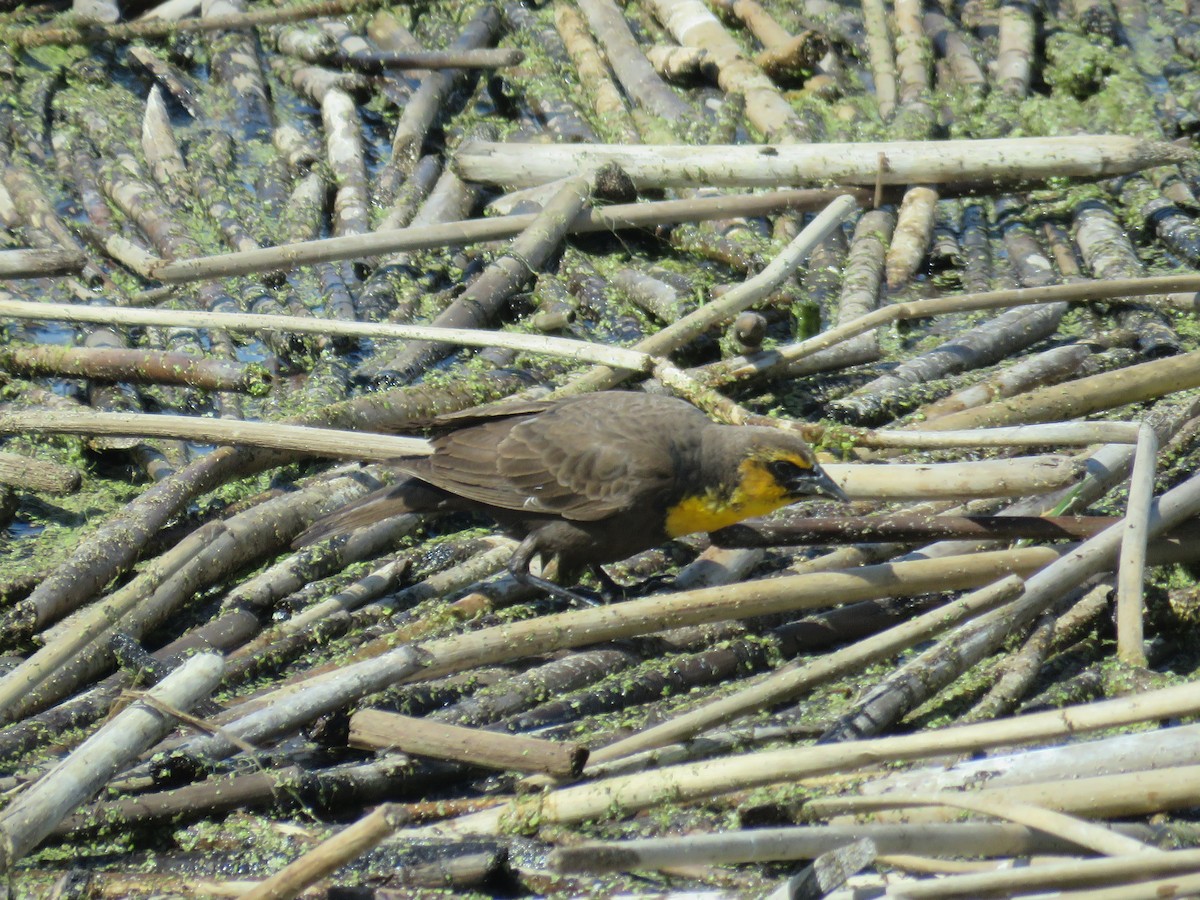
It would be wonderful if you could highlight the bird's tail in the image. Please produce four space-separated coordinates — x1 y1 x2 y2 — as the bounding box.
292 479 456 548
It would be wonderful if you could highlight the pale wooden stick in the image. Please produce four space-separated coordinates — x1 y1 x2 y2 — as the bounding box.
0 409 431 459
0 247 85 278
0 653 223 870
864 722 1200 797
1116 423 1157 666
144 188 860 283
348 709 587 777
551 822 1169 873
0 450 80 494
1056 870 1200 899
0 299 652 372
825 455 1080 500
102 233 160 278
872 854 1018 875
452 135 1192 188
861 422 1140 449
241 804 408 900
843 762 1200 824
859 847 1200 898
806 793 1156 857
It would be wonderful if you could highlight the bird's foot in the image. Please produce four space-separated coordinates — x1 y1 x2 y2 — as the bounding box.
515 571 603 608
590 566 675 601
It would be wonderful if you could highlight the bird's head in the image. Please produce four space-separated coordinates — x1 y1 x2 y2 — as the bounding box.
665 426 847 538
735 428 849 505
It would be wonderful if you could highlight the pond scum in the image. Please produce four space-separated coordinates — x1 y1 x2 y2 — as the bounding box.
2 0 1200 895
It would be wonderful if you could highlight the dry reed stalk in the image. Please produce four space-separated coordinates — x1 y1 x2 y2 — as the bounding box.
348 709 588 777
824 455 1081 500
137 188 860 282
452 136 1191 189
552 822 1171 873
241 804 408 900
1116 423 1157 665
0 247 85 278
0 299 652 371
0 409 432 459
860 422 1140 449
806 793 1156 857
842 762 1200 824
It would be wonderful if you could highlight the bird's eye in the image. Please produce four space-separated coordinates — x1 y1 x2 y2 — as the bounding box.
767 458 808 482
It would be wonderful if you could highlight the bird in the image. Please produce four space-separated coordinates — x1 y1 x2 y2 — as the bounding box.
297 391 848 602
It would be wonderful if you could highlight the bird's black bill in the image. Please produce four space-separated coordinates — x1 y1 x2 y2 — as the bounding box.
798 467 851 503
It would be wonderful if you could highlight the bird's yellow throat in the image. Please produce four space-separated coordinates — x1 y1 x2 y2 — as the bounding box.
663 456 801 538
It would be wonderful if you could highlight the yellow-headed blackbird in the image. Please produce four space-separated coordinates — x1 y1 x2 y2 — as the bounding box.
299 391 847 599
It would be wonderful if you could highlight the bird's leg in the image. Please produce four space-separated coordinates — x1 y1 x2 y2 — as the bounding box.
509 537 600 608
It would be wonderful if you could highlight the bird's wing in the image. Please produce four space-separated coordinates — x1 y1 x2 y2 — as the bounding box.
410 395 700 521
424 398 557 429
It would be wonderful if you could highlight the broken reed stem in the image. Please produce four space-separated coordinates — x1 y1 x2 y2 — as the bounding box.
452 136 1192 188
0 247 86 278
143 189 862 283
857 846 1200 898
1116 423 1157 666
0 343 270 393
700 273 1200 384
805 793 1155 858
241 803 409 900
858 422 1141 448
922 349 1200 430
0 451 80 494
843 762 1200 824
860 721 1200 798
712 515 1127 545
0 299 652 372
824 455 1080 500
551 822 1169 874
0 410 433 459
327 47 524 70
348 709 588 777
